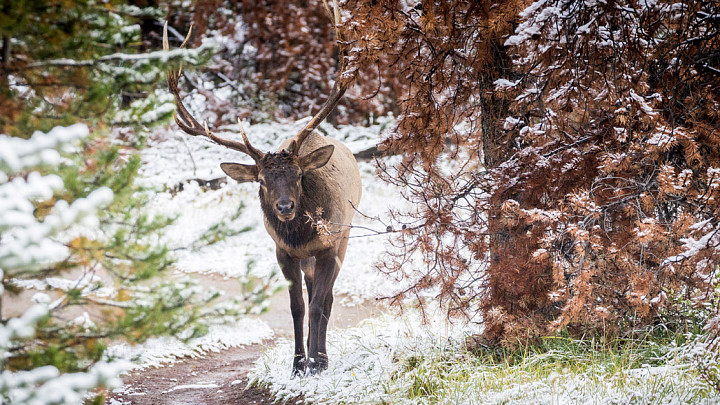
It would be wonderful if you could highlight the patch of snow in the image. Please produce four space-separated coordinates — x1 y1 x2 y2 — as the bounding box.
163 382 220 393
106 318 273 371
494 78 520 91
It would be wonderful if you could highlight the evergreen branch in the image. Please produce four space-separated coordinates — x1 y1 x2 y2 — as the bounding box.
21 47 213 70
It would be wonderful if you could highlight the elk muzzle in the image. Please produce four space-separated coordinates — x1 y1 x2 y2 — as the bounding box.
275 198 296 221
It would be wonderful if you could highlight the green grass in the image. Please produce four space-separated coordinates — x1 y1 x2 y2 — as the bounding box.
390 326 718 404
251 312 720 405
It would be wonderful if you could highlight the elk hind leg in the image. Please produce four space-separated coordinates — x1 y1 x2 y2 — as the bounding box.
306 250 339 374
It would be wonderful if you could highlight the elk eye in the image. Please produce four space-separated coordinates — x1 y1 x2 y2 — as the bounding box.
258 179 266 186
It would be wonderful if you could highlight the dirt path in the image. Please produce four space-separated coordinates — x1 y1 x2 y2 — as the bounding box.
108 283 383 405
108 343 277 405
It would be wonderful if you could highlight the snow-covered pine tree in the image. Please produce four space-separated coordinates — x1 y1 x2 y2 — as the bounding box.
0 2 278 403
2 124 260 404
0 0 214 137
1 124 126 404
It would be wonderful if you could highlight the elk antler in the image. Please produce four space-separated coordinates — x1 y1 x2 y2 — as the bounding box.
292 0 350 155
163 22 264 162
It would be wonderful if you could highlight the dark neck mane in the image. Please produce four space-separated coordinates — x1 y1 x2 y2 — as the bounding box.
260 176 324 248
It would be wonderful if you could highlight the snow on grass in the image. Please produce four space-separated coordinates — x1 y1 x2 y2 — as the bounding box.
106 317 273 371
249 308 479 404
250 310 720 404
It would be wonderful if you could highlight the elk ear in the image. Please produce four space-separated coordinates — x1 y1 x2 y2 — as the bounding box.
299 145 334 172
220 162 258 183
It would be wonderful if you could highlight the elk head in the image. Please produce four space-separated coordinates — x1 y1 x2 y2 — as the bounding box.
220 144 334 221
162 0 348 223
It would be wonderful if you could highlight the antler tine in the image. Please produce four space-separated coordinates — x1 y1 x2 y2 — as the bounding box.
293 0 349 154
163 22 262 161
237 118 264 161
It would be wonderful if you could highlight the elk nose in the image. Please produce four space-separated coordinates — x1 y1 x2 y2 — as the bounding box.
276 199 295 215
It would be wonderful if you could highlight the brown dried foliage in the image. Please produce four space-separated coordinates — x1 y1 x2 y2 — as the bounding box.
337 0 528 327
483 0 720 343
340 0 720 345
179 0 398 123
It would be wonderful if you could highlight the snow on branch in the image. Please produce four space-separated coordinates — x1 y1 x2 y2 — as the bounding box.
0 303 129 404
0 124 114 275
23 42 218 70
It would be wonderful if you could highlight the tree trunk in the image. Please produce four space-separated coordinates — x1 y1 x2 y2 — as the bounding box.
479 47 511 170
479 36 555 343
0 35 10 93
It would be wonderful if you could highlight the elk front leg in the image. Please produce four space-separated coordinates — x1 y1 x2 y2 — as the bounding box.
277 248 306 377
307 249 340 375
301 257 316 357
317 231 348 370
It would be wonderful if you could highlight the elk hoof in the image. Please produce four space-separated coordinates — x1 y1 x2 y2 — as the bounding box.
291 355 307 378
317 352 328 372
307 353 328 376
306 357 319 376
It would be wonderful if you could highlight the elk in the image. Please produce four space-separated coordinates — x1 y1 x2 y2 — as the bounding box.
162 4 360 376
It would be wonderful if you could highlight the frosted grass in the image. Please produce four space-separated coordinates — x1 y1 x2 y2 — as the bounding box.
251 312 719 404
